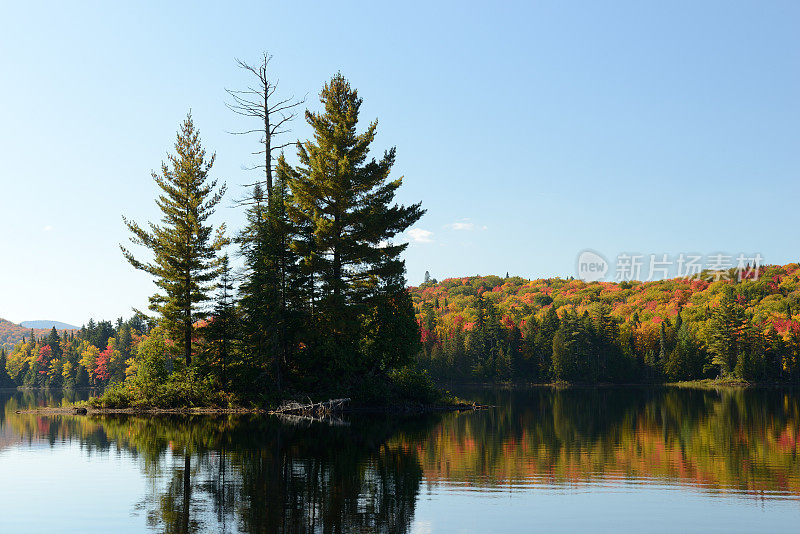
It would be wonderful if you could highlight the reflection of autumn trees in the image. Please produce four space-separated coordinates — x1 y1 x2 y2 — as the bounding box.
4 388 800 531
397 388 800 496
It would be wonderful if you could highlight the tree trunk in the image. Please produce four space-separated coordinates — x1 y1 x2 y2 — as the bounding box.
185 317 192 367
265 89 272 197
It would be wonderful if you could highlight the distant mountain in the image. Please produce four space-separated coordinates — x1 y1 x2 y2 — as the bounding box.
0 319 32 353
19 320 80 330
0 318 78 353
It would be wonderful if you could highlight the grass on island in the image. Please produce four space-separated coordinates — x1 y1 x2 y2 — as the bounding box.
668 377 773 388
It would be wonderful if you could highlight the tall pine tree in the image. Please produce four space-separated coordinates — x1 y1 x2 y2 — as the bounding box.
286 73 424 375
121 113 227 367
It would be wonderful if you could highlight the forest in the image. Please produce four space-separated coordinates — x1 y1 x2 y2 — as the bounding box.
410 264 800 384
2 59 798 404
5 263 800 398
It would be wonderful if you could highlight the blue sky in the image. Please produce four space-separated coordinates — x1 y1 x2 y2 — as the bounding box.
1 1 798 326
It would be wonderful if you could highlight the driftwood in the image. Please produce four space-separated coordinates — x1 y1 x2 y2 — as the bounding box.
270 398 350 418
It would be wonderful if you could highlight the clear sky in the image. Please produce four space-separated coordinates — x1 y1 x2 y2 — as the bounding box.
1 1 798 326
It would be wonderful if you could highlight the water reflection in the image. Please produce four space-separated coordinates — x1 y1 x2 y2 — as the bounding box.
407 387 800 497
2 392 425 533
2 387 800 532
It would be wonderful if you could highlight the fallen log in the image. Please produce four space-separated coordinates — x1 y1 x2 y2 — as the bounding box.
270 398 350 417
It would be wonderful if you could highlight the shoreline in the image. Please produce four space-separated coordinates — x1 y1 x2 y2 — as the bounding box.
15 400 488 417
11 380 798 417
437 379 798 389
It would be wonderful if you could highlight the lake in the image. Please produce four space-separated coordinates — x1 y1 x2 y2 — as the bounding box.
1 386 799 533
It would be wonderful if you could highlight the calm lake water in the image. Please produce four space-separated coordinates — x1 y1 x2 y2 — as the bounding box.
1 386 799 533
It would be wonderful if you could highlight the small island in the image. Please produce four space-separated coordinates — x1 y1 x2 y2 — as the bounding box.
1 68 442 413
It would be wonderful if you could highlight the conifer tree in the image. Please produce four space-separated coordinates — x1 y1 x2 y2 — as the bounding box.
708 286 747 376
238 162 303 389
203 254 236 386
285 73 424 375
121 113 227 367
237 183 273 372
226 53 304 202
287 74 424 313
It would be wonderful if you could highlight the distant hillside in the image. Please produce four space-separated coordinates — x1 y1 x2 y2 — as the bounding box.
0 318 76 354
19 320 80 330
409 264 800 333
407 263 800 383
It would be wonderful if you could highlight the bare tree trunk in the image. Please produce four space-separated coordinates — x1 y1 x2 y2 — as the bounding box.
226 53 304 206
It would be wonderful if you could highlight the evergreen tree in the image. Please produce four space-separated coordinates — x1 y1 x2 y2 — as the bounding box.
238 164 304 390
521 315 539 380
237 182 272 374
0 348 13 387
708 286 747 376
121 113 227 367
202 254 237 387
287 73 423 312
535 306 560 380
285 73 424 377
47 326 62 359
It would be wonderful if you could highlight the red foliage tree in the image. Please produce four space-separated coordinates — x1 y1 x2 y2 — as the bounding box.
94 347 112 381
37 345 52 375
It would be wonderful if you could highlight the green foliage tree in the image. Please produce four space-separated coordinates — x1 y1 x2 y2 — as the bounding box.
287 73 423 311
201 254 237 387
121 113 227 367
285 73 424 380
708 287 747 376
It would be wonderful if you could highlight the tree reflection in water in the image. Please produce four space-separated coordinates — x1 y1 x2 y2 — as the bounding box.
84 414 426 533
3 387 800 532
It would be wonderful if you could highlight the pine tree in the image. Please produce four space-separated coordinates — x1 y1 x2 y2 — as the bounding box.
238 162 303 389
47 326 62 359
121 113 227 367
521 315 539 380
536 306 560 380
0 348 12 386
226 53 304 202
237 182 271 371
285 73 424 375
203 254 237 386
287 74 424 312
708 286 747 376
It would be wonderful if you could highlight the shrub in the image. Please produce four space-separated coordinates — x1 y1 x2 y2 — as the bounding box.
88 369 230 409
389 366 442 404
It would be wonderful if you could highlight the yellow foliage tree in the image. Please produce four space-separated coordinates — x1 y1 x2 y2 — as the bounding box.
80 344 100 377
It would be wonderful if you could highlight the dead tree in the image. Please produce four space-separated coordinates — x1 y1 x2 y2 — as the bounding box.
225 53 304 204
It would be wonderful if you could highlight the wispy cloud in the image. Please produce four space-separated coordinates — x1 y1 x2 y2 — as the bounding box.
407 228 434 243
446 219 487 231
42 225 53 232
447 221 475 231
